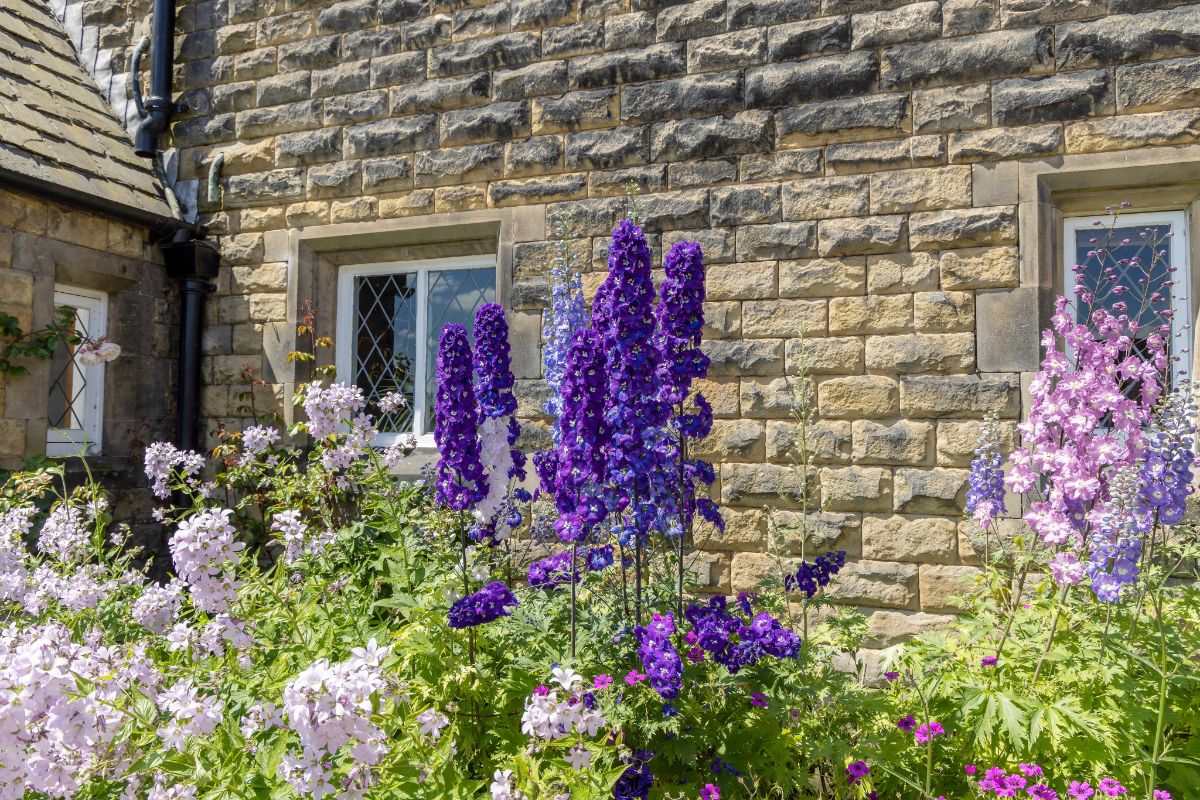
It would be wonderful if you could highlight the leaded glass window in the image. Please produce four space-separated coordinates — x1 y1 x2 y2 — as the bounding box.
46 287 107 456
336 255 496 445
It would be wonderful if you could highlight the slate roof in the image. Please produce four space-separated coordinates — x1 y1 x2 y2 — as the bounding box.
0 0 173 221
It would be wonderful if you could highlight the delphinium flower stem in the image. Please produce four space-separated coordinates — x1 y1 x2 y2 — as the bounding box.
1030 584 1071 688
460 520 475 665
618 538 630 620
676 422 687 628
1148 588 1170 798
570 540 579 658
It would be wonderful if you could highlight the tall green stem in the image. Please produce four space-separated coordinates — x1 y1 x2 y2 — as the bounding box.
569 541 578 658
1030 584 1071 688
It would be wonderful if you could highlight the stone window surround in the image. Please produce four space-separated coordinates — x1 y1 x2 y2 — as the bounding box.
262 205 546 434
975 145 1200 385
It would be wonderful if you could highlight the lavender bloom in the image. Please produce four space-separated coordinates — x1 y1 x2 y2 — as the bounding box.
434 324 485 512
447 581 518 629
527 546 617 588
685 596 802 674
1087 466 1149 602
966 414 1008 529
542 231 587 440
635 612 683 700
551 329 610 542
1138 383 1196 525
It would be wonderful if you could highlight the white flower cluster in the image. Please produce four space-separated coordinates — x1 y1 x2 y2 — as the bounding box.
36 504 90 563
303 382 365 439
474 416 514 536
239 425 281 465
156 678 225 752
144 442 206 500
24 563 117 613
519 668 605 742
490 769 526 800
168 508 244 613
0 507 37 603
75 340 121 367
279 638 392 799
131 580 184 634
199 614 253 664
272 510 336 565
0 622 162 798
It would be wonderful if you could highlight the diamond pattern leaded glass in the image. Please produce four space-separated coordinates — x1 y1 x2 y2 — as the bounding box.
1074 223 1175 330
47 305 87 431
354 272 417 433
424 267 496 430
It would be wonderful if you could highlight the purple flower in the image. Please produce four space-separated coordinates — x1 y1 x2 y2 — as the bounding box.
447 581 517 629
473 303 517 419
883 671 900 682
433 324 485 511
785 550 846 598
613 750 654 800
897 714 916 732
750 692 767 708
656 241 709 407
542 228 587 439
914 721 944 743
1097 779 1126 797
1068 782 1095 800
981 656 999 667
966 414 1007 529
684 596 801 674
635 612 683 700
846 760 870 785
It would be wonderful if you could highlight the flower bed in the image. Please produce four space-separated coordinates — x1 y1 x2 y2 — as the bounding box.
0 209 1197 799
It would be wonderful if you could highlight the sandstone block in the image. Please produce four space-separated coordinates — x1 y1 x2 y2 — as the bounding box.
362 156 414 193
723 463 814 508
745 51 878 108
862 515 958 563
512 0 572 30
766 419 853 464
992 69 1110 125
880 27 1054 91
958 517 1025 565
913 84 990 134
711 185 781 226
441 101 530 147
285 201 329 227
894 467 968 513
489 175 589 207
605 12 655 49
936 419 1019 466
939 246 1020 289
323 90 389 126
696 507 766 552
431 31 540 76
311 60 370 98
742 299 827 338
592 165 667 196
622 72 744 123
703 301 742 339
864 609 953 646
695 377 741 417
730 0 821 28
920 564 983 611
370 51 426 88
223 168 304 208
494 61 570 102
739 149 823 182
902 373 1019 418
771 511 861 556
330 198 377 223
256 72 311 106
345 116 438 158
533 89 617 133
652 111 772 162
735 222 818 261
866 252 939 294
704 339 784 376
818 375 899 419
277 129 341 166
948 124 1063 162
779 257 866 297
852 420 932 465
415 144 503 188
865 333 975 373
235 99 321 139
826 135 946 174
434 184 487 213
914 291 975 332
870 166 972 214
776 93 911 147
909 207 1017 250
740 376 804 418
694 419 767 463
544 21 605 58
730 551 797 593
391 73 492 116
706 261 777 300
782 175 869 220
570 43 687 90
829 295 912 335
785 336 865 375
657 0 726 39
818 215 907 256
1055 5 1200 69
852 2 942 49
766 16 849 61
669 159 738 189
506 136 564 178
564 127 647 170
826 559 917 608
689 29 768 73
1064 108 1200 153
1117 57 1200 112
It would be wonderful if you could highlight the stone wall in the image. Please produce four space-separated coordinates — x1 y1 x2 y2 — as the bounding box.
0 186 179 556
160 0 1200 644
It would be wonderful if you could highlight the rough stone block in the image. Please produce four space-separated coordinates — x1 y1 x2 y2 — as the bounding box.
362 156 414 193
391 73 492 115
704 339 784 376
939 246 1020 289
706 261 777 299
669 159 739 189
920 564 983 611
825 558 919 608
276 128 342 166
665 228 735 263
223 168 305 208
431 31 540 76
734 222 817 261
505 136 564 178
909 207 1017 250
880 27 1054 90
745 51 878 108
729 0 820 28
323 90 388 125
345 116 438 158
512 0 572 30
914 84 990 134
604 11 656 49
826 135 946 174
622 71 744 123
852 2 942 49
870 166 972 214
829 295 912 335
866 252 939 294
776 93 911 147
948 123 1063 162
862 515 958 563
235 99 321 138
489 174 589 207
415 143 504 187
703 300 742 338
894 467 968 513
694 419 767 463
818 215 908 256
564 127 648 170
1117 56 1200 112
992 69 1110 125
695 507 766 552
818 375 899 418
494 61 570 102
592 165 666 196
902 373 1019 418
767 16 850 61
782 175 869 220
865 333 975 373
936 419 1019 467
1055 5 1200 69
816 467 889 513
943 0 997 35
976 286 1044 371
914 291 975 332
651 111 772 162
533 89 617 133
569 43 687 90
1064 108 1200 153
689 29 768 73
722 462 814 508
740 376 803 418
852 420 932 465
767 419 853 464
694 377 741 417
785 336 865 376
306 161 361 197
370 51 426 88
779 257 866 297
742 299 827 337
441 101 530 146
657 0 726 40
739 149 824 182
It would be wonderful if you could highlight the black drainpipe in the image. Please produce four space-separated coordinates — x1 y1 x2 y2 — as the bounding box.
134 0 220 453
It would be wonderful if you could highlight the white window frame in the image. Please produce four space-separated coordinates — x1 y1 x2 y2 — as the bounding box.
335 254 496 448
1063 210 1192 384
46 286 108 457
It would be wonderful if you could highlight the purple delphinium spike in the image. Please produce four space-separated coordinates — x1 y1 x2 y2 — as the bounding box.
433 323 485 512
542 240 587 442
473 303 517 420
656 241 709 406
552 328 609 542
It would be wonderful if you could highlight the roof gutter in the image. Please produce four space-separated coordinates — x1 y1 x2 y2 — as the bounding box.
0 168 199 239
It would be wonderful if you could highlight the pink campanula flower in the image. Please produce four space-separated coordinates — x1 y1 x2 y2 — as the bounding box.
625 670 646 686
1098 778 1126 796
700 784 720 800
1069 782 1095 799
593 674 613 690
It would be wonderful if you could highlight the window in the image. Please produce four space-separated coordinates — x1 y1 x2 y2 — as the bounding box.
46 287 108 456
335 255 496 446
1063 210 1192 385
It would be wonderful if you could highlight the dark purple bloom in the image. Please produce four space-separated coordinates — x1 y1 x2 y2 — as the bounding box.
656 241 709 406
981 655 999 667
784 550 846 598
527 550 575 589
433 323 485 511
684 596 801 674
447 581 517 628
846 760 870 785
549 328 610 543
473 303 517 419
613 750 654 800
635 612 682 700
897 714 916 732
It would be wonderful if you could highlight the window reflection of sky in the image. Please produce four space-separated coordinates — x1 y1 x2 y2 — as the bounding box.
1073 224 1174 331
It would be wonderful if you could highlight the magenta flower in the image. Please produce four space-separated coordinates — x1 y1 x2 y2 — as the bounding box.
965 764 977 776
981 655 999 667
846 760 870 785
1154 791 1172 800
883 671 899 682
593 674 613 690
897 714 916 732
700 784 720 800
914 721 944 743
1069 782 1095 799
1098 779 1126 797
750 692 767 708
624 669 646 686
